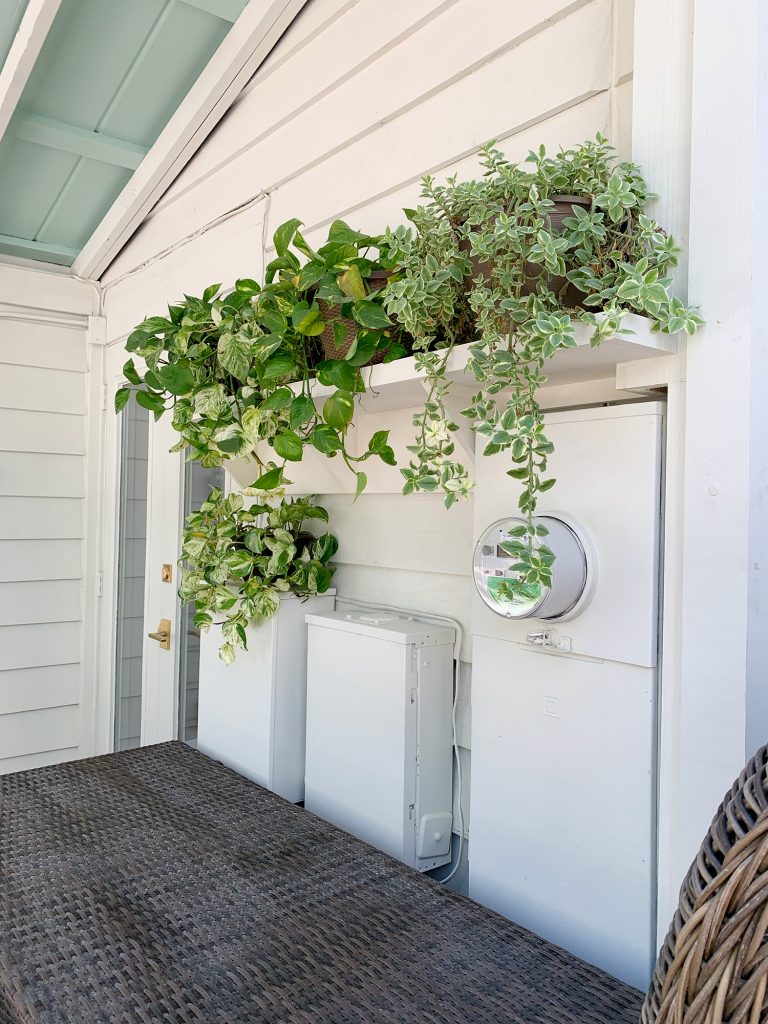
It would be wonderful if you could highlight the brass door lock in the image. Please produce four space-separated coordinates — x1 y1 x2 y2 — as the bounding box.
161 563 173 582
147 619 171 650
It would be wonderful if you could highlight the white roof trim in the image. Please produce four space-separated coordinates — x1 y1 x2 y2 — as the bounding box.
72 0 308 281
0 0 62 146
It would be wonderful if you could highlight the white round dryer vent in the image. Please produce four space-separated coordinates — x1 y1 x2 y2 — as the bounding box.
473 515 595 621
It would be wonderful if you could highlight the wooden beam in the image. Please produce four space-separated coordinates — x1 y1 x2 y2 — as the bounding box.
0 233 78 265
72 0 308 281
179 0 245 22
11 111 148 169
0 0 62 146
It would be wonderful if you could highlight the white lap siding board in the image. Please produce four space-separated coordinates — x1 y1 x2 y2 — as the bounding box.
102 0 635 835
0 270 95 774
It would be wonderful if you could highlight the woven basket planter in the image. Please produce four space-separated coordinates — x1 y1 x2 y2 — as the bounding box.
316 298 388 364
316 271 400 365
643 743 768 1024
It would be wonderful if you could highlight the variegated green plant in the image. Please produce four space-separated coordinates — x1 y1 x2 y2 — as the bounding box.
179 489 337 663
115 219 397 499
382 134 703 597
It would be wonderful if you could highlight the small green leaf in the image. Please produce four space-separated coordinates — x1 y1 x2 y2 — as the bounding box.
354 471 367 500
273 218 303 257
338 265 366 300
322 390 355 431
273 430 304 462
114 387 131 413
250 466 284 491
291 301 325 337
311 424 343 454
217 332 251 382
260 386 294 411
122 359 142 386
219 642 236 665
368 429 389 453
156 361 194 396
202 283 221 303
135 389 165 416
289 394 315 430
352 300 391 330
261 352 296 384
235 278 260 295
317 359 359 392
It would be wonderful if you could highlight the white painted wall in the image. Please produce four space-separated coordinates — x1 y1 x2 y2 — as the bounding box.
0 263 99 773
100 0 635 855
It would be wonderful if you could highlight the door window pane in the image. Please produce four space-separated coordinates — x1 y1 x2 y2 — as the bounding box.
178 463 225 743
114 400 149 751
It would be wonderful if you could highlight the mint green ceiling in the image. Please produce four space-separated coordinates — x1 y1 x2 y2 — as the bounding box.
0 1 29 67
0 0 249 266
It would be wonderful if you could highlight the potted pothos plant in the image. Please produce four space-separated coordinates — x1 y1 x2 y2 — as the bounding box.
179 488 337 663
264 217 407 365
381 134 703 596
115 219 397 499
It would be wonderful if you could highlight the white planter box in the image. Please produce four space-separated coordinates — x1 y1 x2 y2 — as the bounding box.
197 592 335 802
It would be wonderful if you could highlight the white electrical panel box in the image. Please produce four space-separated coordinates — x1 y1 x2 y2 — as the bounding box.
197 592 335 802
304 611 455 871
469 403 663 990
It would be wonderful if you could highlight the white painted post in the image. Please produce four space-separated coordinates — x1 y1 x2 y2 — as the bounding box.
634 0 768 942
632 0 695 945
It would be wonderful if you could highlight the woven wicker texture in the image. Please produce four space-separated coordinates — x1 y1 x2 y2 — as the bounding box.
0 742 641 1024
316 299 388 363
643 744 768 1024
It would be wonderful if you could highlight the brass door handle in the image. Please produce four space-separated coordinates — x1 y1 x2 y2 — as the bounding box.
147 618 171 650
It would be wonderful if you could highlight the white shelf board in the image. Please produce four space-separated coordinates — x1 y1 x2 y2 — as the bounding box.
225 313 675 494
308 313 676 414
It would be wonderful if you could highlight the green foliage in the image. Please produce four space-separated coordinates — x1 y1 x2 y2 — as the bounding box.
119 218 397 489
383 134 702 595
179 489 337 663
119 135 701 602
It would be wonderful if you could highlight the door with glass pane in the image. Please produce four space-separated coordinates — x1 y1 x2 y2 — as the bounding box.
178 462 224 742
103 342 186 752
113 398 149 750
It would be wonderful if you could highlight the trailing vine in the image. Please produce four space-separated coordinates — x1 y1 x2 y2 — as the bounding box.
383 135 702 594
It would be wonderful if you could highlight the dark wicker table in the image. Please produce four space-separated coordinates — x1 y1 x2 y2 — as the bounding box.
0 742 642 1023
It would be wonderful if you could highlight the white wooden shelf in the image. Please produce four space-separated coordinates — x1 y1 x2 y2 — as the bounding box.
305 313 677 414
227 314 676 494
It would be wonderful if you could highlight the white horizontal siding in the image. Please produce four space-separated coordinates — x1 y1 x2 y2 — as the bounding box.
0 664 80 715
0 452 84 497
0 497 82 539
0 746 79 775
0 308 89 774
0 409 86 455
0 580 82 625
0 538 82 581
0 706 79 763
0 364 85 415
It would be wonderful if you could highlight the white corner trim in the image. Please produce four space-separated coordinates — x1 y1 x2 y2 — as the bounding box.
72 0 308 281
0 0 63 146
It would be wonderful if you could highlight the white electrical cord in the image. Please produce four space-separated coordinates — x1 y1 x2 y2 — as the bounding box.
335 597 466 885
